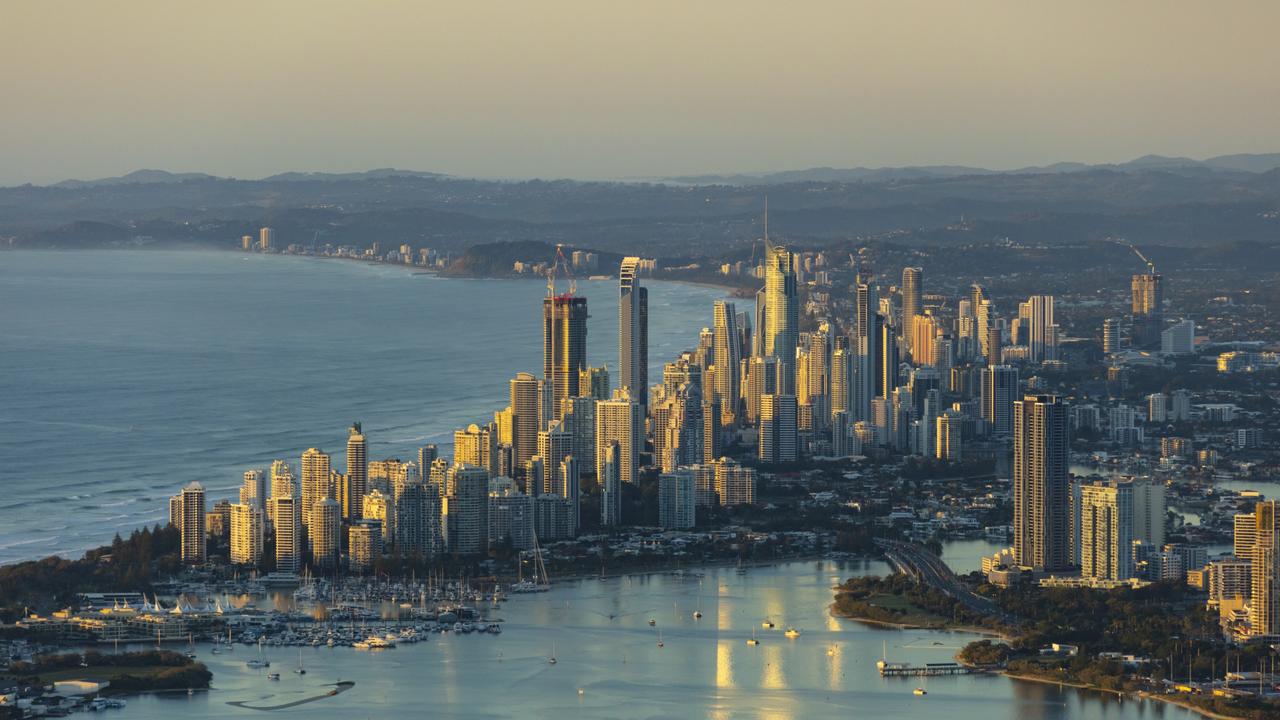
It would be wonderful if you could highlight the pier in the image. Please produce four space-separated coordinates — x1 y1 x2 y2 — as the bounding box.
878 661 985 677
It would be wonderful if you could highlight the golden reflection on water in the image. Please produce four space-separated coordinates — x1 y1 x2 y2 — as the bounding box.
826 641 844 689
761 641 786 689
716 638 735 689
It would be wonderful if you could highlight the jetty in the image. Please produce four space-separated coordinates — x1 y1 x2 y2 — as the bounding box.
878 661 985 677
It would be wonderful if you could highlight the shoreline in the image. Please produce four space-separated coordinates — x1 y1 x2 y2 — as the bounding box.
4 246 753 294
549 551 834 585
831 610 1012 641
1003 672 1240 720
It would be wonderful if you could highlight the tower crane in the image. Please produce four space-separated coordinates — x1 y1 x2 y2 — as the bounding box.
547 243 576 297
1113 238 1156 274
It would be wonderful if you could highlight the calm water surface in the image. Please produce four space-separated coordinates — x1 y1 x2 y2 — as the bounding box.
120 560 1193 720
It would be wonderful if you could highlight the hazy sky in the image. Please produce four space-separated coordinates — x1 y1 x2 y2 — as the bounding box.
3 1 1279 185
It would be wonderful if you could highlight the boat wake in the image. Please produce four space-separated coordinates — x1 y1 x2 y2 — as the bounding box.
226 681 355 711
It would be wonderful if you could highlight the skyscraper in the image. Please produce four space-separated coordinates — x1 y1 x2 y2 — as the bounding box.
702 399 721 463
935 409 963 462
300 447 331 531
417 445 439 474
762 246 799 394
1023 295 1058 363
362 489 392 544
618 257 648 414
595 390 641 485
984 319 1002 367
713 457 757 506
510 372 543 478
455 423 499 478
309 498 341 568
579 366 611 400
1131 272 1164 349
805 324 831 430
600 441 622 526
712 301 741 425
229 502 263 566
1013 394 1070 571
240 469 266 511
556 455 580 535
759 393 798 463
443 463 490 554
556 396 590 459
1102 317 1121 354
901 267 922 352
270 460 296 500
1161 318 1194 355
272 495 302 574
348 520 382 573
830 346 850 421
879 321 899 399
489 483 535 550
981 365 1019 435
345 422 368 520
1249 501 1280 636
1079 481 1135 580
180 481 206 565
543 294 588 417
258 226 274 251
538 420 574 494
658 470 696 529
395 477 442 556
910 313 940 367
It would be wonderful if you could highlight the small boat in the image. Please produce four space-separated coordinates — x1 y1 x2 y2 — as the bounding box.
913 688 927 696
657 629 664 648
267 672 280 681
762 620 775 629
693 611 702 620
648 618 656 626
548 642 558 665
295 649 306 675
784 627 801 639
747 628 759 646
245 658 270 669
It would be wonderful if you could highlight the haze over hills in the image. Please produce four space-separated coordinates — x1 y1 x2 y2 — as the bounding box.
25 153 1280 189
3 154 1278 270
660 153 1280 185
50 167 446 189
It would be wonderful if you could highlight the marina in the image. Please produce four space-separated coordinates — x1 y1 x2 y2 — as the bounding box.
103 560 1195 720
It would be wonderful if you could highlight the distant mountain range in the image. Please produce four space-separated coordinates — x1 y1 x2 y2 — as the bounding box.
661 153 1280 185
50 167 446 189
6 153 1279 259
33 153 1280 190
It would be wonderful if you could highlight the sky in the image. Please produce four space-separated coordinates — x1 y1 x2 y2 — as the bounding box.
2 0 1279 185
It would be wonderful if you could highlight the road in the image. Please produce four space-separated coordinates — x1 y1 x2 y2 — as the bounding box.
874 538 1019 626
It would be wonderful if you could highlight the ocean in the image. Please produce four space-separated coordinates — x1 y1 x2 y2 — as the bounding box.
0 250 730 564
